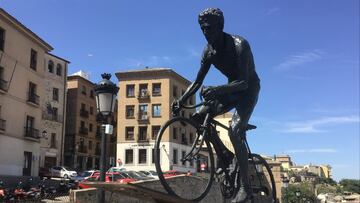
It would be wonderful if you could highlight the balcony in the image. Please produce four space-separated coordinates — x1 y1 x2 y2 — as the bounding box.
27 92 40 105
0 118 5 132
137 112 149 123
80 109 89 118
78 145 88 153
42 112 63 123
24 127 40 139
79 127 89 135
0 78 8 92
138 90 150 100
137 134 149 142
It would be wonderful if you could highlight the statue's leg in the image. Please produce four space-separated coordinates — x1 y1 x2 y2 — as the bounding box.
191 100 234 170
230 93 259 203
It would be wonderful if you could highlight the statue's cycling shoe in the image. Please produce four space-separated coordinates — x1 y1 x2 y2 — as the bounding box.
231 187 252 203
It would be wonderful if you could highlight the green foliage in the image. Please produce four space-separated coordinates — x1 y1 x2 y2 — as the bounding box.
282 182 316 203
318 177 337 186
339 179 360 194
317 184 337 194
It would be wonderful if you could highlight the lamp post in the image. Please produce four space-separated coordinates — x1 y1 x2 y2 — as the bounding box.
94 73 118 203
282 177 289 203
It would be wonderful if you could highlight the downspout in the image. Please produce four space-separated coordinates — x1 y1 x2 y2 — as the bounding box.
60 62 67 165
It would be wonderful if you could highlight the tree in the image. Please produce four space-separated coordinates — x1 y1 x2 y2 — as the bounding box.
282 182 317 203
339 179 360 194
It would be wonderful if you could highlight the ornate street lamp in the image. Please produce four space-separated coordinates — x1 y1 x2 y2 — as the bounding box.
295 190 301 203
42 130 47 139
282 177 290 203
94 73 118 202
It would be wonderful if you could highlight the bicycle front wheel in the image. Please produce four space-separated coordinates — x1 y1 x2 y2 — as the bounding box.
154 116 215 202
249 153 277 202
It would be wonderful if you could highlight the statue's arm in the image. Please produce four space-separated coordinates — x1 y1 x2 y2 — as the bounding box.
179 49 211 104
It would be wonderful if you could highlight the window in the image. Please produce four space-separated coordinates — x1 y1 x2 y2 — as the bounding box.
89 123 93 132
52 107 58 119
152 83 161 96
56 64 62 76
138 149 147 164
80 121 85 128
30 49 37 70
50 133 56 148
125 127 134 140
173 85 178 97
0 27 5 51
0 66 5 91
152 148 155 164
28 82 39 104
173 149 178 165
151 125 160 140
152 104 161 117
125 149 134 164
53 88 59 101
181 151 186 166
90 106 93 115
89 140 92 150
48 60 54 73
190 133 194 144
125 105 135 118
138 126 147 141
126 84 135 97
81 86 86 95
139 84 148 98
139 104 148 120
90 90 94 98
172 127 177 140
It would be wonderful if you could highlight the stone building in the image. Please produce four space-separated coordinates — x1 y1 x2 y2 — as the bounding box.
0 8 67 176
115 68 197 172
40 53 69 170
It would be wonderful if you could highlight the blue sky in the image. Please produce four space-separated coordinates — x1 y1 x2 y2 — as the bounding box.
1 0 358 181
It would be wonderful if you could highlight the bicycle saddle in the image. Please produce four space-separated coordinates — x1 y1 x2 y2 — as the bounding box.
246 124 257 131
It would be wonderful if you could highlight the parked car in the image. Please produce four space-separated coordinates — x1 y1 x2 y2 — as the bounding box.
74 170 99 181
138 170 159 179
50 166 77 179
78 173 135 189
122 171 154 181
107 167 126 173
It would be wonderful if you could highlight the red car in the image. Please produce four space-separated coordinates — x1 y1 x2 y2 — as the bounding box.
79 172 136 189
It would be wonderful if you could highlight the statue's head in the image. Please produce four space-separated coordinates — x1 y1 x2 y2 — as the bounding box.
198 8 224 44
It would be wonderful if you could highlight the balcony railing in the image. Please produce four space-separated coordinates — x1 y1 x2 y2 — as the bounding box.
27 92 40 105
24 127 40 139
138 90 150 99
137 134 149 142
0 118 6 131
0 78 8 92
80 109 89 118
138 112 149 121
78 145 88 153
42 112 63 123
79 127 89 135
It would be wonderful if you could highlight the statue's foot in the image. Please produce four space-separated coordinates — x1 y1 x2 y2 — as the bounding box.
231 187 251 203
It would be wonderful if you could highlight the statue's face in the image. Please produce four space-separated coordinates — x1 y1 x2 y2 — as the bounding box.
200 20 222 45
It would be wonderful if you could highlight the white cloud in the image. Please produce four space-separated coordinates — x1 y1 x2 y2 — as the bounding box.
124 56 173 68
285 148 337 153
87 54 93 57
275 50 324 71
266 7 280 15
283 116 360 133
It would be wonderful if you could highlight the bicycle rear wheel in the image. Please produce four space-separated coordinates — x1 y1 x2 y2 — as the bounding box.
154 116 215 202
249 153 277 202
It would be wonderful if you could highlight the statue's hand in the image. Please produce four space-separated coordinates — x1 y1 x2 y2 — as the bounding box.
202 86 219 100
